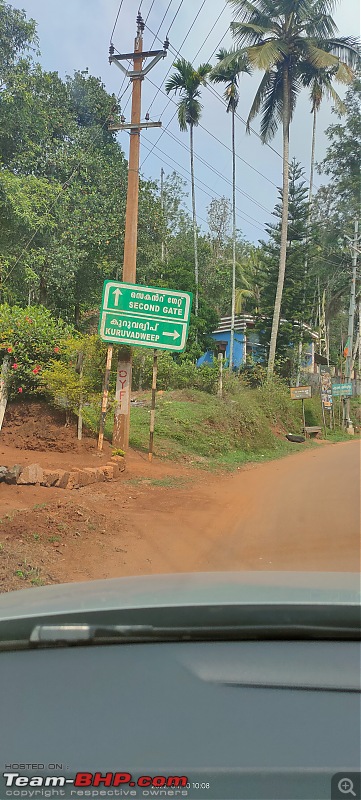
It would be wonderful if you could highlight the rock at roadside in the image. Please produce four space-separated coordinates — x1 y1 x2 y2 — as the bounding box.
41 470 61 487
99 464 114 481
5 465 23 484
110 456 125 474
17 464 44 485
0 466 8 482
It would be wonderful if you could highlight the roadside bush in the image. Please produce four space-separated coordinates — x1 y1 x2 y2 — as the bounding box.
131 349 218 394
0 304 72 398
40 334 109 411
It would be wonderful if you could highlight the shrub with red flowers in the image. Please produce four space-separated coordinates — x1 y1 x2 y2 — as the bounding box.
0 304 73 398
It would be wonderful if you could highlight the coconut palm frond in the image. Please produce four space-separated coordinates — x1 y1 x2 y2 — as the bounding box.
235 287 253 314
246 38 287 70
302 41 339 69
246 69 274 132
257 68 284 142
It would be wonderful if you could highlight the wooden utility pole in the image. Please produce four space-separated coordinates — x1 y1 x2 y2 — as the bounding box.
108 15 167 451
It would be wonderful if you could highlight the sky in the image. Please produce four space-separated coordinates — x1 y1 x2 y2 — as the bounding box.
19 0 360 244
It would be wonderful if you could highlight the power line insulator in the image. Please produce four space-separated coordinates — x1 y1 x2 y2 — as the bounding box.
164 37 169 50
136 12 145 33
145 112 150 121
109 44 115 56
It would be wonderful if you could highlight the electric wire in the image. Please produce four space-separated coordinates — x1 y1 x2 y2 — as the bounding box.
166 0 185 36
163 126 273 215
141 74 278 190
145 0 208 117
148 0 174 51
145 22 322 193
110 0 125 44
140 136 267 234
144 0 156 24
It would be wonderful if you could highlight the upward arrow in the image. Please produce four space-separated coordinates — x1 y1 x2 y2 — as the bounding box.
112 288 123 306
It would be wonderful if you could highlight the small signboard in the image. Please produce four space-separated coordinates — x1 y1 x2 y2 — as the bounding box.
290 386 312 400
99 281 192 352
332 382 353 397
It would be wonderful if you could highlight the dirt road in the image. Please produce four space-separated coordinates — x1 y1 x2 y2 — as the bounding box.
0 440 359 591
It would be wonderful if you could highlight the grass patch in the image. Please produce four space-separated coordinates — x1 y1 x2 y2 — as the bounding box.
14 561 44 586
125 476 191 488
83 383 357 470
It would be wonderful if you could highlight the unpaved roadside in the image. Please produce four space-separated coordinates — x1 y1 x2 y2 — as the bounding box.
0 440 359 592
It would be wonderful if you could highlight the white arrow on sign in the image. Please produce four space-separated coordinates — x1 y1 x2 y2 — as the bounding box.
112 288 123 306
163 330 181 340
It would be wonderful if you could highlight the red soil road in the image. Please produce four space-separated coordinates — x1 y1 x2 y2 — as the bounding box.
0 439 359 590
50 439 360 582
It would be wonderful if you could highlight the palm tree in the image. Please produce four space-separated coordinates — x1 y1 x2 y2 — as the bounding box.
295 64 351 384
165 59 211 316
210 48 251 371
229 0 360 378
303 63 351 203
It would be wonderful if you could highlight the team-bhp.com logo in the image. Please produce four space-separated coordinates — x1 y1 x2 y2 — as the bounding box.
3 773 188 790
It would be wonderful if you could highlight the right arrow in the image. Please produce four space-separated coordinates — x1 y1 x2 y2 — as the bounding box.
163 330 181 340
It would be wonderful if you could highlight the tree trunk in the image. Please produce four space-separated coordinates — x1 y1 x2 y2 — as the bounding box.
267 68 290 378
309 108 317 204
39 270 47 305
190 123 199 317
229 107 237 372
296 109 318 385
74 301 80 329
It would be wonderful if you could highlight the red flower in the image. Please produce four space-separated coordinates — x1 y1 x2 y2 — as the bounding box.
32 367 40 374
18 387 23 393
54 346 60 353
12 363 18 370
7 347 12 353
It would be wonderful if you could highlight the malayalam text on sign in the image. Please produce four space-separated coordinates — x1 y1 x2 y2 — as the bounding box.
99 281 192 352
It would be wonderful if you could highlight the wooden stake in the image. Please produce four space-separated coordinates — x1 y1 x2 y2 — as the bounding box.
217 351 223 398
148 349 158 462
76 351 84 441
0 356 9 432
98 345 113 451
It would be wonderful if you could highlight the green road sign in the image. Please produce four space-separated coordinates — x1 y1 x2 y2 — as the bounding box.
99 281 192 351
332 382 353 397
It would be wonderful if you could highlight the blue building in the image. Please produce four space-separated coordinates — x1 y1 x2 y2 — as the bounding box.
197 314 317 371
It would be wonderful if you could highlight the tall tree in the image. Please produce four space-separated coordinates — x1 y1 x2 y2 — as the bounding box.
258 160 313 377
210 47 251 370
165 58 211 316
295 63 350 382
0 0 37 87
302 63 352 202
229 0 360 377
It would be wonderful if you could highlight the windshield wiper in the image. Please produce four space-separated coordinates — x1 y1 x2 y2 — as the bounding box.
9 621 356 648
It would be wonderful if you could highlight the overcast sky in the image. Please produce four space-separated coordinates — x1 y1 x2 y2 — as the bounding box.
20 0 360 243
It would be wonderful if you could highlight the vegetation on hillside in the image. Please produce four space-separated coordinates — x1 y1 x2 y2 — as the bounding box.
0 0 359 459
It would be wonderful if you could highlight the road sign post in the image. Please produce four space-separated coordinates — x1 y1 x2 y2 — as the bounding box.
99 280 192 458
99 281 192 352
290 386 311 433
148 349 158 462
